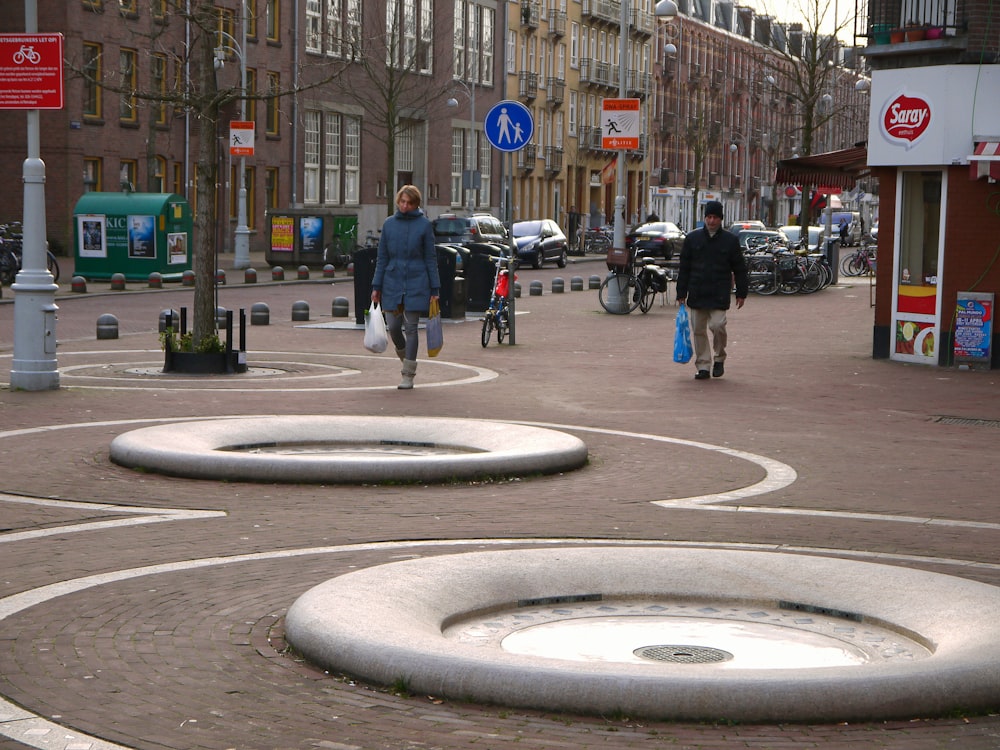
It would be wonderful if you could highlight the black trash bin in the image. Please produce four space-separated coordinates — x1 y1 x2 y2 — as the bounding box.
353 246 377 325
824 237 840 285
465 247 502 313
436 245 465 318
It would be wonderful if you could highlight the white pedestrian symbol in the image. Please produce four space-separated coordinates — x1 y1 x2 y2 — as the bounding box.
495 107 525 146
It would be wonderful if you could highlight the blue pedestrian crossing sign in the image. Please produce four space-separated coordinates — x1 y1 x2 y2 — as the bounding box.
484 100 534 152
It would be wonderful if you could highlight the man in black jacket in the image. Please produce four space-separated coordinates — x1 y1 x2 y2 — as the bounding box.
675 201 749 380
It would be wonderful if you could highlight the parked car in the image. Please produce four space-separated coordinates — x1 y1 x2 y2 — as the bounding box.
737 229 788 252
512 219 568 268
779 225 825 253
624 221 686 260
728 219 766 232
432 213 508 246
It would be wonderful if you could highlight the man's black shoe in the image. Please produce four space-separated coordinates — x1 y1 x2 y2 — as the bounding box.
712 362 725 378
695 370 710 380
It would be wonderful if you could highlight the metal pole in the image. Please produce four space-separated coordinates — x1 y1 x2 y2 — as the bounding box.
468 81 476 213
233 0 251 269
613 0 629 251
10 0 59 391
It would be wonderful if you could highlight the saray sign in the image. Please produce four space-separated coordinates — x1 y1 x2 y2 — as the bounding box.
880 90 931 150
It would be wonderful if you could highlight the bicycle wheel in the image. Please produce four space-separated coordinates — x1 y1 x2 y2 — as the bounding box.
46 251 60 283
798 260 823 294
497 308 508 343
747 257 777 295
481 311 495 348
638 274 657 313
840 253 861 277
0 248 17 285
598 272 642 314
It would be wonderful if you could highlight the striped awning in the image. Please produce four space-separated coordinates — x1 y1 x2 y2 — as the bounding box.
773 146 869 191
968 141 1000 181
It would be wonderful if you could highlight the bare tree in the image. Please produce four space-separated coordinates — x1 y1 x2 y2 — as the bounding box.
681 85 724 218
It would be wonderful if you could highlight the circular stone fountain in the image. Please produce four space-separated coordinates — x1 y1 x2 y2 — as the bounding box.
285 546 1000 723
109 416 588 483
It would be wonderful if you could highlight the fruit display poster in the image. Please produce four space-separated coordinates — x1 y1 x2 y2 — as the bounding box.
954 291 994 366
895 319 935 358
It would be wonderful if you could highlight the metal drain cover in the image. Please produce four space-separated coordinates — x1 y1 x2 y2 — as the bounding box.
635 645 733 664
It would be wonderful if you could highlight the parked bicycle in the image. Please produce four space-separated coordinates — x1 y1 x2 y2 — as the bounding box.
840 240 877 277
0 222 60 284
481 255 515 347
582 226 613 255
598 248 669 314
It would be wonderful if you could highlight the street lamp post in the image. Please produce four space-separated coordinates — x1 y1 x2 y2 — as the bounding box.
614 0 678 251
214 7 250 270
447 79 477 213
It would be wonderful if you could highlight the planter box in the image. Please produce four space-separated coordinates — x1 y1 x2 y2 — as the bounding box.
163 350 247 374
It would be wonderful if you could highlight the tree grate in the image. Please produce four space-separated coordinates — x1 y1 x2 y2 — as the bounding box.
932 416 1000 428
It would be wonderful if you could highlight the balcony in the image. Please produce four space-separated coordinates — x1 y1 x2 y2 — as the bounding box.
855 0 971 64
517 143 537 171
520 1 540 29
630 6 655 36
548 10 567 37
544 146 564 173
546 77 565 106
626 70 652 98
518 71 539 100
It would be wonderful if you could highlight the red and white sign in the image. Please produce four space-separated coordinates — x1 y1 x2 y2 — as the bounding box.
229 120 255 156
881 91 931 149
0 33 64 110
602 98 640 150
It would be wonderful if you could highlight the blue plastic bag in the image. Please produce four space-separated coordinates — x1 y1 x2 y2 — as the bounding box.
673 303 693 364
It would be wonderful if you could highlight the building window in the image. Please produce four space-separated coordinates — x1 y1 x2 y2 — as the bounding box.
266 72 280 135
217 7 236 57
246 68 257 123
151 54 167 125
172 162 183 196
324 112 341 203
152 156 166 192
151 0 166 19
118 0 137 14
82 42 102 119
120 159 137 191
304 110 321 203
507 30 516 74
387 0 433 73
451 128 462 206
266 0 280 42
83 158 102 192
82 0 102 9
265 167 279 209
344 116 360 204
306 0 322 53
246 0 258 39
570 22 579 67
568 90 577 136
118 49 137 123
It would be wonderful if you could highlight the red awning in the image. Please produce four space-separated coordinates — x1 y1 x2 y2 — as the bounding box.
968 141 1000 181
773 146 869 191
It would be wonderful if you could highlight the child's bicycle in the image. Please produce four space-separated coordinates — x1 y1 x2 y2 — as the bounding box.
481 256 516 347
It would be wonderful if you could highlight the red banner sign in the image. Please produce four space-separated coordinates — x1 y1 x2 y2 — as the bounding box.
0 34 64 110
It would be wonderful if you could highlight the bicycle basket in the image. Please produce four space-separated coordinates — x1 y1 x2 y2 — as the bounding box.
606 246 631 269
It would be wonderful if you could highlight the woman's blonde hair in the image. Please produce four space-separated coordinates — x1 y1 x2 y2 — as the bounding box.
395 184 422 207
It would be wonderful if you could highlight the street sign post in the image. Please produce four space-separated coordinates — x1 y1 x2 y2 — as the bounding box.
0 34 63 110
601 98 640 150
484 100 534 152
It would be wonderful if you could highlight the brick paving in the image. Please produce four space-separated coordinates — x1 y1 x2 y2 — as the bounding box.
1 253 999 749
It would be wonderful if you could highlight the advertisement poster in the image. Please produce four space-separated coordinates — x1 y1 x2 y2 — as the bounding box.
77 215 107 258
128 214 155 258
954 292 994 366
167 232 187 265
895 319 935 358
300 216 324 255
270 215 294 253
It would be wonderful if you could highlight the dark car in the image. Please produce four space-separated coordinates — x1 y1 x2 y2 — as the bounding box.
624 221 686 260
432 213 508 246
512 219 568 268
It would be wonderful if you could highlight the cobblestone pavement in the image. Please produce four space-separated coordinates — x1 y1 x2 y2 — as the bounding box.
1 254 999 750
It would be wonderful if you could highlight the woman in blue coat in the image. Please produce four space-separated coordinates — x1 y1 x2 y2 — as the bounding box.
370 185 440 389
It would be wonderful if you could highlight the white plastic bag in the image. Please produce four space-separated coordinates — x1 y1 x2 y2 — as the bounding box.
364 302 388 353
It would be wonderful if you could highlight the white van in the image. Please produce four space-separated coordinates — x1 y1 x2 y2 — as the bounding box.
830 212 862 246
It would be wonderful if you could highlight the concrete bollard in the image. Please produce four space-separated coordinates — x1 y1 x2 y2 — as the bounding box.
148 272 163 289
96 313 119 340
291 300 310 321
272 266 284 281
322 264 336 279
215 268 227 285
244 268 257 284
250 302 270 326
346 262 355 276
71 276 87 293
551 277 565 294
571 276 584 291
297 265 310 280
589 274 602 290
331 296 350 318
158 309 180 333
182 269 195 286
529 280 543 296
514 281 521 298
110 273 126 291
215 306 228 328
